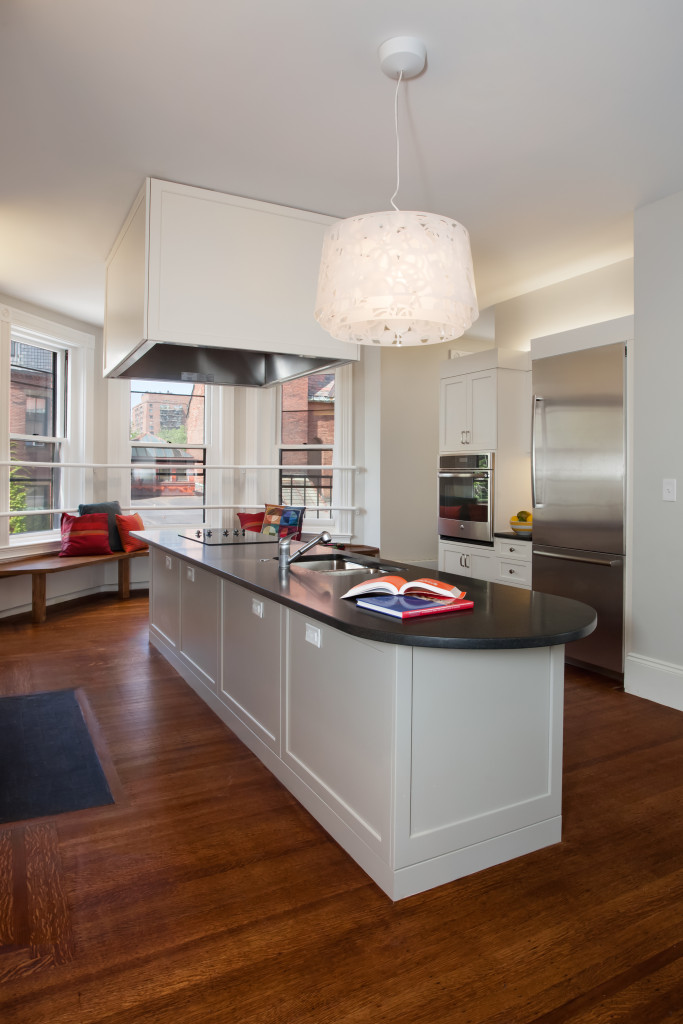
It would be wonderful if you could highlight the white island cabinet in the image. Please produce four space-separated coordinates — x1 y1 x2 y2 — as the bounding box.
142 535 585 901
220 579 282 754
150 548 220 693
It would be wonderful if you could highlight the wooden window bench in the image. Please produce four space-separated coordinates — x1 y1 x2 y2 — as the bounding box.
0 549 148 624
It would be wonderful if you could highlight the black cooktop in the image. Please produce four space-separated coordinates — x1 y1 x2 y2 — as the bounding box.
178 528 279 546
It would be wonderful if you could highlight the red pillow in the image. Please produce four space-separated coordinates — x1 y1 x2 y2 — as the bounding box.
237 511 265 533
115 513 148 552
60 512 112 556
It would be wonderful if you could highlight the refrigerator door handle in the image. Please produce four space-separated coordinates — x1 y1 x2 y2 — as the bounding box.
533 550 621 568
531 395 544 508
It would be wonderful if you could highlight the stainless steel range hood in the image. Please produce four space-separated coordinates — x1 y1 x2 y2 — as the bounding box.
108 339 351 387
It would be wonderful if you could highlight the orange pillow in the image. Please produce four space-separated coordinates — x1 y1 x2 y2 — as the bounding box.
115 513 148 552
60 512 112 556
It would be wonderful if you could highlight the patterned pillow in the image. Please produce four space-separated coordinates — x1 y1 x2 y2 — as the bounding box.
78 500 123 552
260 504 305 539
237 510 266 533
115 513 148 552
60 512 112 556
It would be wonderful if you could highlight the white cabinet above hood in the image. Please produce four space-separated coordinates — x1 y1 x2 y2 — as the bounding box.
103 178 359 386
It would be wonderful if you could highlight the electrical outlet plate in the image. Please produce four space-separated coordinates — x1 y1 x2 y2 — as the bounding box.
663 478 677 501
305 623 322 648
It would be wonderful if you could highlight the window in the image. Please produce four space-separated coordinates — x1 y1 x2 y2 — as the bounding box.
278 372 335 520
129 380 206 527
9 338 66 535
1 306 94 552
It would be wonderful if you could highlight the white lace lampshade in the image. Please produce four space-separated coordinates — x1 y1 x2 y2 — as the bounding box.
314 209 478 346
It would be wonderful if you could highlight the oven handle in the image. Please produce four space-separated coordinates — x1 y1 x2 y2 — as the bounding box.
438 471 492 478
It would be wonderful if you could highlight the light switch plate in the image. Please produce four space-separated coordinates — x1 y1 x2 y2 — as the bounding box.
663 478 677 501
251 598 264 618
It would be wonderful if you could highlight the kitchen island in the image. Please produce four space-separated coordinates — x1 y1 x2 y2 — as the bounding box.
139 530 596 900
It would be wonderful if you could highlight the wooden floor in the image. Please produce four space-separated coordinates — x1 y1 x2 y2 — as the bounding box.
0 594 682 1023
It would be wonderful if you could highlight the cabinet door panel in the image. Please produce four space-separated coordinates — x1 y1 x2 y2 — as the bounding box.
220 579 281 751
150 548 180 647
440 375 469 450
284 611 394 850
180 562 220 690
439 545 472 577
469 370 497 449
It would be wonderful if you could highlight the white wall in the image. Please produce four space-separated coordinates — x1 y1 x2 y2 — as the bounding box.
494 259 634 352
378 343 448 565
624 190 683 711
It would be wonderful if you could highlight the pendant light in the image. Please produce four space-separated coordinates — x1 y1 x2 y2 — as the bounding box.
315 36 478 347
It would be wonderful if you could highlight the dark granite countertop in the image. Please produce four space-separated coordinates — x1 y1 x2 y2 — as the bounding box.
494 531 533 542
138 530 596 651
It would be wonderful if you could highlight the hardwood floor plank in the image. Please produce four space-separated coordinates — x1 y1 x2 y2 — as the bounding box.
0 594 682 1023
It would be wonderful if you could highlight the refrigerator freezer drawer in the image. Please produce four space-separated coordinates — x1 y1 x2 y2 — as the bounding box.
532 545 624 676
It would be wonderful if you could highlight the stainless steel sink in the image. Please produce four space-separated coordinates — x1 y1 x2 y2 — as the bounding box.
288 556 402 576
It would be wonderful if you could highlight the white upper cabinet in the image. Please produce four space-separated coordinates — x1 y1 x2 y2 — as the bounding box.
439 349 531 455
103 178 359 378
441 368 497 451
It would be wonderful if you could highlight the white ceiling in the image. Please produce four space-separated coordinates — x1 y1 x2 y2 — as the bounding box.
2 0 682 328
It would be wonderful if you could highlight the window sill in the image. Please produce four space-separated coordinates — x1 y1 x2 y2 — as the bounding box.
2 534 61 561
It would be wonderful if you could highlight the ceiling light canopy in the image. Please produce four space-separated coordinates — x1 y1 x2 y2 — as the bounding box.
315 37 478 347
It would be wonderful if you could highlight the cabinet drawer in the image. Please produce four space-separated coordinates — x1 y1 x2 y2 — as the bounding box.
494 538 532 560
496 559 531 587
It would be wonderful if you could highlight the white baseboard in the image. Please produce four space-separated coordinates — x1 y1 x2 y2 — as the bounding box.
624 653 683 713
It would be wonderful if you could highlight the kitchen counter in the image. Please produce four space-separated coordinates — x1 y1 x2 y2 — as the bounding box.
138 530 594 650
138 529 595 900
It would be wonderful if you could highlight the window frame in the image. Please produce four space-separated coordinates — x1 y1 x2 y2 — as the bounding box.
127 379 210 529
1 305 95 555
276 364 353 538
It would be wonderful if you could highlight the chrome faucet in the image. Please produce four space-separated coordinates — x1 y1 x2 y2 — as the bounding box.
278 530 332 569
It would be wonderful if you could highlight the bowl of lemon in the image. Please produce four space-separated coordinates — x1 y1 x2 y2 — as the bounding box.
510 510 533 536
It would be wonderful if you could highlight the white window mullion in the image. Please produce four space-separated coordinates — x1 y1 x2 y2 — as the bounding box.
0 312 11 548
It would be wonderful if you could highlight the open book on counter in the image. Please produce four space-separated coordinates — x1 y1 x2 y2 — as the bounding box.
341 575 466 600
342 575 473 619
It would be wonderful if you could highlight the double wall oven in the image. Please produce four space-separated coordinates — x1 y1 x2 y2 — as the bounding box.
438 452 494 544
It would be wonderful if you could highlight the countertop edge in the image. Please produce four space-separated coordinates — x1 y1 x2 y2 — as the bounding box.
138 531 597 651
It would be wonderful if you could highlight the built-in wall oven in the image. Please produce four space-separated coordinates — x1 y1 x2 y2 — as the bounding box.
438 452 494 544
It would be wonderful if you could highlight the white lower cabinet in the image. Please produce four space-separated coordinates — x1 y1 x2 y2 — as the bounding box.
439 540 493 580
492 537 532 589
150 548 180 649
179 560 220 691
220 579 282 752
282 610 396 858
439 538 531 589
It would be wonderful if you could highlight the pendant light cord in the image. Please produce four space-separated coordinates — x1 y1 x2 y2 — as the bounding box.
389 70 403 212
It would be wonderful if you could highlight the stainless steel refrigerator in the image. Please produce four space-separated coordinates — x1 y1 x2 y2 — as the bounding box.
531 342 626 677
